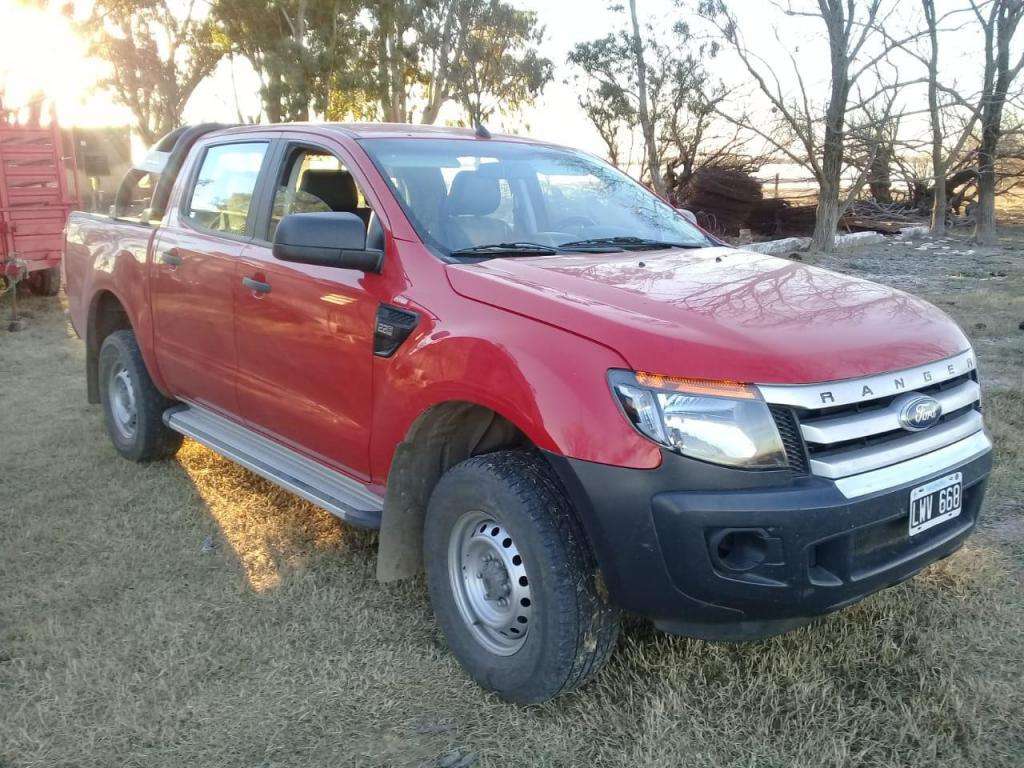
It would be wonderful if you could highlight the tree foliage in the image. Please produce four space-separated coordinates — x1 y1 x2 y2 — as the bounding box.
450 2 551 125
345 0 552 124
569 4 748 198
212 0 361 122
79 0 226 145
81 0 551 132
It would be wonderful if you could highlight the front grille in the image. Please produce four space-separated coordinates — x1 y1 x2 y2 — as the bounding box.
758 352 984 482
804 401 978 458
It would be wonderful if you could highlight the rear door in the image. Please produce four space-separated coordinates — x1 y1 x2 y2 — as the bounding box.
151 139 271 415
232 139 381 479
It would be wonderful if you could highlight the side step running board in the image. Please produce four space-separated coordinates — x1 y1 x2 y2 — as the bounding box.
164 404 383 529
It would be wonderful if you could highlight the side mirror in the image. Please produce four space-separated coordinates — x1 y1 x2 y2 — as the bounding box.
272 212 383 273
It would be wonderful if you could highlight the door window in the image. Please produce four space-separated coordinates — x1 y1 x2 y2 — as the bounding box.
185 142 268 235
268 149 373 239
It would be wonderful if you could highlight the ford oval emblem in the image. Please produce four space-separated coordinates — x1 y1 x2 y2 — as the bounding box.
898 394 943 431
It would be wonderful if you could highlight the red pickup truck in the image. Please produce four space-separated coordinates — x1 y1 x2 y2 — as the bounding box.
65 123 992 703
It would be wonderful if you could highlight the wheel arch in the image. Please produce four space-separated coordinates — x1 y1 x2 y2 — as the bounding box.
85 289 133 404
376 399 537 582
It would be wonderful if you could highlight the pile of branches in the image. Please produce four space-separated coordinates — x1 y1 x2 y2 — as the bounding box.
678 167 763 235
747 198 928 237
840 199 927 234
748 199 816 237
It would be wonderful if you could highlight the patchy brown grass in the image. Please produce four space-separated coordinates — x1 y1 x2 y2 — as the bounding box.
1 236 1023 767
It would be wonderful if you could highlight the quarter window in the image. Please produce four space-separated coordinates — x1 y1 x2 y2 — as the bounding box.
186 142 268 235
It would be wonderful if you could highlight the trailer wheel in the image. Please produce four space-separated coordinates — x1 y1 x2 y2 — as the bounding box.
29 267 61 297
423 450 620 704
98 330 182 462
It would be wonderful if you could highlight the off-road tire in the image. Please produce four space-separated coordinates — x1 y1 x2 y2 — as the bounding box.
423 450 620 704
98 330 182 461
30 266 62 297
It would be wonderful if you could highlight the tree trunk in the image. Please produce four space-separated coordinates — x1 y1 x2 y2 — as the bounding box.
420 101 442 125
265 71 283 123
812 5 851 253
812 179 840 251
868 143 892 204
975 137 999 244
975 89 1003 244
628 0 664 196
975 178 997 242
931 174 947 234
922 0 945 234
813 112 846 252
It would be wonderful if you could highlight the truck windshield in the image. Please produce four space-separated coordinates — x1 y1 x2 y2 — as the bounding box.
358 138 710 256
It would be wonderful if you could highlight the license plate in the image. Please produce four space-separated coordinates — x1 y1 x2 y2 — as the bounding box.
909 472 963 537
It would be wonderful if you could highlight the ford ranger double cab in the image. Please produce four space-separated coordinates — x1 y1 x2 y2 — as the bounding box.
64 123 993 704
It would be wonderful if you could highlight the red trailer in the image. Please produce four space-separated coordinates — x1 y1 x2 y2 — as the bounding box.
0 107 79 296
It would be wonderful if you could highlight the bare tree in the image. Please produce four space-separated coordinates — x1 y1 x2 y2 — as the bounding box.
702 0 912 251
891 1 986 234
969 0 1024 243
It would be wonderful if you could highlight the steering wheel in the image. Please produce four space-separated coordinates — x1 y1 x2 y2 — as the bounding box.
551 215 596 231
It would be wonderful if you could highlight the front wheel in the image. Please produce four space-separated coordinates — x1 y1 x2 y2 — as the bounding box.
424 451 620 704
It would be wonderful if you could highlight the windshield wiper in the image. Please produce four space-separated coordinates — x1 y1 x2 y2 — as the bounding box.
558 236 706 251
449 241 559 258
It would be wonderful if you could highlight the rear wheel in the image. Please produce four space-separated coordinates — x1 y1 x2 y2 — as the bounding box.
424 450 619 704
98 330 182 461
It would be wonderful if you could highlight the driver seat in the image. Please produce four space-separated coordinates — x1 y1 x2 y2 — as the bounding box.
443 170 511 248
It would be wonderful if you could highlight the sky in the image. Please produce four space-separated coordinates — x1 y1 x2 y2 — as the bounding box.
0 0 996 167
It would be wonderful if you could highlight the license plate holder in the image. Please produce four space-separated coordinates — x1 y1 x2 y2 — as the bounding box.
909 471 963 537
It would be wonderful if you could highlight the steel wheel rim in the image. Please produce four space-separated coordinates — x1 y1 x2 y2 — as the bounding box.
108 362 138 440
447 511 533 656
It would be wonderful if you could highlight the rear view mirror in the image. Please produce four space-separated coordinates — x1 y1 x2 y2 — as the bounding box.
273 212 383 273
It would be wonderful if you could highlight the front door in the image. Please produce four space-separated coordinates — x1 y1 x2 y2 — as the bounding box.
233 143 379 478
151 140 271 416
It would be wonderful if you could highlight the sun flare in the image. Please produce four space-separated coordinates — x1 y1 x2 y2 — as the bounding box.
0 2 128 127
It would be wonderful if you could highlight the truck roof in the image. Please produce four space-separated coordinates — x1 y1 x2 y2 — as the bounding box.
211 122 553 145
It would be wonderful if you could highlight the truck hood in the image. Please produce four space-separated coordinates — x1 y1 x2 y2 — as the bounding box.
446 247 970 384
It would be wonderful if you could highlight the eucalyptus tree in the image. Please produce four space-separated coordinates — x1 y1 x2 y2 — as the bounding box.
569 5 712 194
352 0 551 125
212 0 362 122
79 0 225 144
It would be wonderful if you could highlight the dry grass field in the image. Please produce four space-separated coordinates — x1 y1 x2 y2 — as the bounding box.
1 230 1022 768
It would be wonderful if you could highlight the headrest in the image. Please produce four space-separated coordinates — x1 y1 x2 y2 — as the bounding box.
447 170 501 216
299 169 358 212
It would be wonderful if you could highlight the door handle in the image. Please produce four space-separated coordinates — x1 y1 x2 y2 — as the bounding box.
242 276 271 295
160 249 182 267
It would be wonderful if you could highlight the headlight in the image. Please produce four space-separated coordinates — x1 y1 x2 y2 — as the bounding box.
609 370 787 469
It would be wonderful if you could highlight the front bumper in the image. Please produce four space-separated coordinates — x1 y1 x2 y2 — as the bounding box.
545 437 993 641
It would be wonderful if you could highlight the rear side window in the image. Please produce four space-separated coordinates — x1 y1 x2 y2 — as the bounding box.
185 142 268 235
